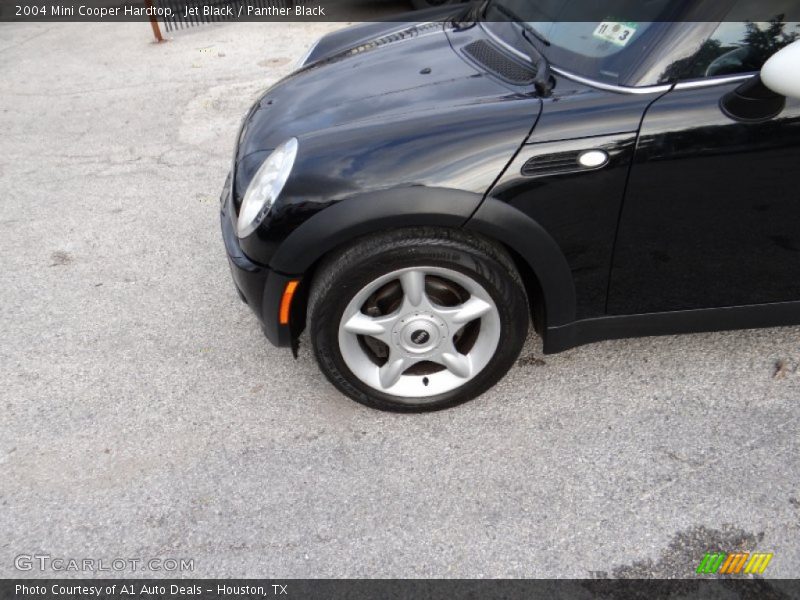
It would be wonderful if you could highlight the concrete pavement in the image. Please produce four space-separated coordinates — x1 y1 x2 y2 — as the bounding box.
1 17 799 579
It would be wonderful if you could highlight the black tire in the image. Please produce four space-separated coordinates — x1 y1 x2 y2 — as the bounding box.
308 227 529 412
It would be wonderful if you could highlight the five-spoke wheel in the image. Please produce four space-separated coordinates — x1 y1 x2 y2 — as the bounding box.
308 229 529 411
339 266 501 398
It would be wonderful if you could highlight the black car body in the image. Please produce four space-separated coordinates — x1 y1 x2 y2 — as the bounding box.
221 0 800 410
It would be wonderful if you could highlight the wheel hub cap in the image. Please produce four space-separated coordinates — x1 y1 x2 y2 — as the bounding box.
394 313 447 356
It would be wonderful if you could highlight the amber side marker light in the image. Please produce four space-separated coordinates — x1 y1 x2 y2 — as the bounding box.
279 280 300 325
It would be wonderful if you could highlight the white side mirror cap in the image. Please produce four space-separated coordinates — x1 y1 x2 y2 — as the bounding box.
761 40 800 100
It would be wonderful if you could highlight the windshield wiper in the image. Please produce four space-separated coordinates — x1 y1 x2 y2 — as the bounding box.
522 24 551 47
520 28 554 97
451 0 482 29
486 1 551 46
485 2 554 96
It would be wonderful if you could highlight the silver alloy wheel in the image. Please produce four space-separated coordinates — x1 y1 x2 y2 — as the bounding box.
338 266 502 402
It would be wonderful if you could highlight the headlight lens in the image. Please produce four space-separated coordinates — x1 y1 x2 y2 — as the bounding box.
237 138 298 238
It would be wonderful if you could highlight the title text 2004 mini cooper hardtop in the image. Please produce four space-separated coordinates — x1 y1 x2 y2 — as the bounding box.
221 0 800 411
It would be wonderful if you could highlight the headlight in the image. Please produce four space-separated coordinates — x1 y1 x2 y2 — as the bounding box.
237 138 298 238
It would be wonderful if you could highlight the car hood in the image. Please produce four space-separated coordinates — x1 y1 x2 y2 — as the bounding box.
236 21 525 160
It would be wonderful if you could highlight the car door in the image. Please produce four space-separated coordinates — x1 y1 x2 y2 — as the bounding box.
608 13 800 315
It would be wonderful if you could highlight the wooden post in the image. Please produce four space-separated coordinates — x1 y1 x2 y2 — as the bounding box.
145 0 164 43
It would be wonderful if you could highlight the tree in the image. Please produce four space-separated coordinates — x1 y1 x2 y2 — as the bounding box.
658 17 799 83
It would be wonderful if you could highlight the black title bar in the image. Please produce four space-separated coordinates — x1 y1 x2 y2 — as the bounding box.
2 579 800 600
4 0 800 23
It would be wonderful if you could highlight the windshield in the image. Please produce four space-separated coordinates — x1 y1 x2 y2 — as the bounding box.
484 0 679 86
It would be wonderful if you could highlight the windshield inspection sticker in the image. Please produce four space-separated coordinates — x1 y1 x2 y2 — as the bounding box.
593 21 638 47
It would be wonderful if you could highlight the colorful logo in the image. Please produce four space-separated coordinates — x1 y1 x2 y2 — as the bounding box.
696 552 773 575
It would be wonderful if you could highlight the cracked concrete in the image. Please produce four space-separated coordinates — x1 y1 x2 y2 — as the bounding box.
1 16 800 579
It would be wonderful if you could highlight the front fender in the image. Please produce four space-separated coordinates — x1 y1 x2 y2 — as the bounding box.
269 188 576 333
465 198 576 327
269 186 481 273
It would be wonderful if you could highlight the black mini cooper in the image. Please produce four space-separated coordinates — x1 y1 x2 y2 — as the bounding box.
221 0 800 411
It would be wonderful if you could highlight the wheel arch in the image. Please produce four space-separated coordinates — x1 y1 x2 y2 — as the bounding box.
464 197 576 328
271 188 576 345
270 186 478 353
269 186 479 274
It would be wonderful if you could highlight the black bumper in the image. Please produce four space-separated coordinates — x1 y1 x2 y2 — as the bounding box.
220 181 294 348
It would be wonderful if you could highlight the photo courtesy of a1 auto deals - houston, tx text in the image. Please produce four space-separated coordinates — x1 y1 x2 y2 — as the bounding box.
2 0 800 598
